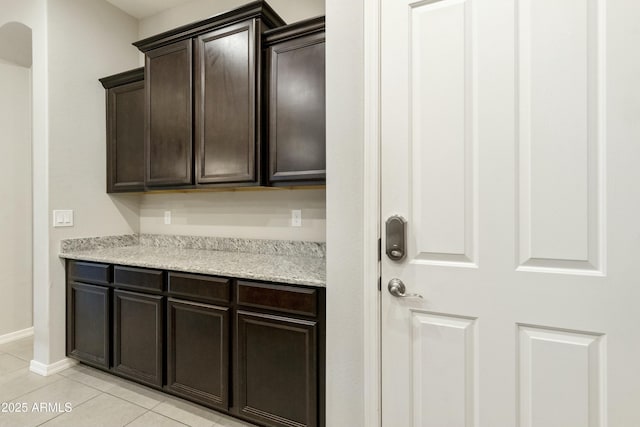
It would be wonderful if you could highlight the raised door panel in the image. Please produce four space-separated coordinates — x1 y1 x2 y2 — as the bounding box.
195 20 258 185
518 325 605 427
107 80 145 192
268 33 326 185
113 289 164 388
146 40 193 187
166 298 229 410
235 311 317 427
67 282 110 370
516 0 604 274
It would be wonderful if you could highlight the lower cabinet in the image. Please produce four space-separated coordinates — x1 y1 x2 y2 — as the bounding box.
236 311 318 427
166 298 229 410
66 282 111 370
113 289 164 388
66 260 324 427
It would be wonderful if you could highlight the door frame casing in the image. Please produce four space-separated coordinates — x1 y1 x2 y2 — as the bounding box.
363 0 382 425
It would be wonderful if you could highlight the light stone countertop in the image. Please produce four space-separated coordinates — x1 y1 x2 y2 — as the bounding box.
59 235 326 287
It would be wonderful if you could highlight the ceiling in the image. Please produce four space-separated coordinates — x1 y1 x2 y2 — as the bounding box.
104 0 195 19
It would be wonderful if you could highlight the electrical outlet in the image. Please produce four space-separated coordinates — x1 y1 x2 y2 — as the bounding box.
53 210 74 227
164 211 171 225
291 209 302 227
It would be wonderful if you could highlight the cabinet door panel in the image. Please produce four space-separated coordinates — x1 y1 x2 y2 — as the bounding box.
113 290 163 387
108 80 145 192
167 298 229 410
236 311 317 427
268 33 325 184
195 20 258 184
146 40 193 187
67 282 110 370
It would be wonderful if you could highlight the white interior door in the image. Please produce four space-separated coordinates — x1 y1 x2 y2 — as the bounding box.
380 0 640 426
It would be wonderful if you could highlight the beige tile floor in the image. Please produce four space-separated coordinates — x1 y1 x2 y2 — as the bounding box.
0 337 258 427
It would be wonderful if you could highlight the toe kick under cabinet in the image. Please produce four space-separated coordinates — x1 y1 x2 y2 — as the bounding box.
65 260 325 427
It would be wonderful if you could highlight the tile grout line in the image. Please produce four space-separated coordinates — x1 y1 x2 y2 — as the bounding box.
62 369 167 412
99 387 165 412
33 393 104 427
3 365 246 427
148 407 202 427
5 374 66 403
5 351 34 363
122 408 150 427
0 365 30 377
124 409 191 427
50 366 254 427
0 353 32 375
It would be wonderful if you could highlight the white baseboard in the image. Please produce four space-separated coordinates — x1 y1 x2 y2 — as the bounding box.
0 327 34 345
30 358 78 377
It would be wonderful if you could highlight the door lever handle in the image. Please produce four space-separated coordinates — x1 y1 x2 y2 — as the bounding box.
388 278 423 299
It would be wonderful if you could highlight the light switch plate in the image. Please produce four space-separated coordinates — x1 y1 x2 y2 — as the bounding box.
53 210 74 227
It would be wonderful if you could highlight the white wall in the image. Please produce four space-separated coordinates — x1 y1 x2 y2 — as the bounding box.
137 0 327 242
140 190 325 241
139 0 325 39
44 0 140 364
0 61 32 336
325 0 366 424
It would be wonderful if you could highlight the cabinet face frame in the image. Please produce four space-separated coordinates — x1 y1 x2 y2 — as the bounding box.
166 298 230 410
67 281 111 370
112 289 164 388
107 80 145 193
266 31 326 185
145 39 194 188
194 19 261 186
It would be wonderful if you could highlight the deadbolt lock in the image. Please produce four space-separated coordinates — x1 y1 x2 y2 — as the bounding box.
385 215 407 261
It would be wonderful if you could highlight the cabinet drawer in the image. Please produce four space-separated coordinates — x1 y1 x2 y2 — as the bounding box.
237 281 317 317
114 265 164 292
68 261 111 286
168 272 230 304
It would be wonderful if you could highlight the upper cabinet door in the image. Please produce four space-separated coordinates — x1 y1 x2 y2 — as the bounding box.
108 81 144 193
145 40 193 187
195 20 259 185
100 68 145 194
266 28 326 185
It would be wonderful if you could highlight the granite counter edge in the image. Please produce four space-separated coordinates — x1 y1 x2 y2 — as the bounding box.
59 252 326 288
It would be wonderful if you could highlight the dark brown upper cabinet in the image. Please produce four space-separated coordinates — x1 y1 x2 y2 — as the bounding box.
145 41 193 187
264 17 326 186
134 0 285 190
195 20 259 185
99 68 145 193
